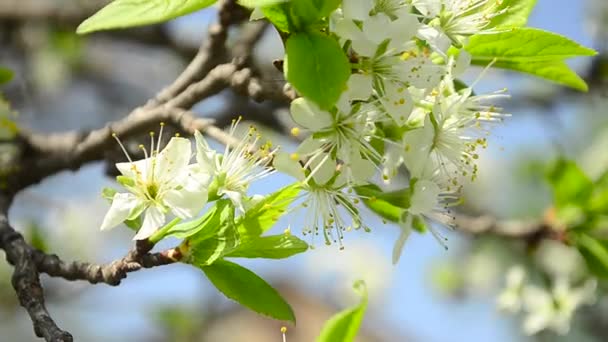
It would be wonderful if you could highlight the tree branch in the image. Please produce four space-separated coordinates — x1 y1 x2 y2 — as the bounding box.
0 196 73 342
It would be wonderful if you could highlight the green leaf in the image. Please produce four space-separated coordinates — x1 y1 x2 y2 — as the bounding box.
262 4 292 33
317 280 368 342
77 0 217 34
201 260 295 322
589 171 608 213
236 184 300 239
183 202 239 266
487 0 538 28
546 159 593 209
466 28 596 63
575 233 608 279
0 67 13 85
478 59 589 91
225 234 308 259
290 0 321 27
285 32 350 109
151 200 230 242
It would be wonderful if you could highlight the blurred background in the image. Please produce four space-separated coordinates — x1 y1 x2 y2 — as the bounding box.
1 0 607 341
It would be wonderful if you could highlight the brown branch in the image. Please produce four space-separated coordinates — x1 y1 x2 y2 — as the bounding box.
0 196 72 342
31 241 180 286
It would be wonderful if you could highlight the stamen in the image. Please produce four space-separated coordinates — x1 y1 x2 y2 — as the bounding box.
281 327 287 342
157 122 165 155
112 133 133 163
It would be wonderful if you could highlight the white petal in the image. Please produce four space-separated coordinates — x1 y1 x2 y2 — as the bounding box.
347 74 373 101
296 137 324 156
310 153 336 185
380 82 414 126
133 206 165 240
156 137 191 184
409 179 440 215
347 153 376 184
290 98 333 131
250 7 265 20
364 13 391 44
195 130 219 175
273 152 305 181
388 12 420 48
163 179 207 219
342 0 373 20
392 215 412 264
116 158 149 180
454 51 472 76
100 193 141 231
222 189 246 213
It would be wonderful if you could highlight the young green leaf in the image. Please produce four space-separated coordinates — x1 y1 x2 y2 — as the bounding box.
487 0 538 28
77 0 217 34
183 202 239 266
285 32 350 109
466 28 596 63
202 260 296 322
225 234 308 259
238 0 287 8
236 184 300 239
546 159 593 209
480 60 589 91
262 3 292 33
317 280 368 342
575 233 608 279
151 200 230 242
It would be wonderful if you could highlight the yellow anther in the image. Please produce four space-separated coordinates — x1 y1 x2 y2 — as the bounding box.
290 127 300 137
175 133 180 137
290 153 299 161
281 327 287 333
284 227 291 235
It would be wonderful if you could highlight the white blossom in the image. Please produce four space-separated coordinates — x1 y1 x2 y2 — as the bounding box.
101 131 207 240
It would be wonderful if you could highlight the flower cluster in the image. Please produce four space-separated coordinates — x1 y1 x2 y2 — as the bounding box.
497 266 597 335
101 120 274 240
275 0 508 259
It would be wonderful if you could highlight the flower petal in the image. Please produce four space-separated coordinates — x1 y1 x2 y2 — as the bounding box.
156 137 191 184
195 130 219 175
310 153 335 185
273 152 305 181
164 178 207 219
342 0 373 21
290 98 332 131
392 215 413 264
133 206 165 240
380 82 414 126
100 193 141 231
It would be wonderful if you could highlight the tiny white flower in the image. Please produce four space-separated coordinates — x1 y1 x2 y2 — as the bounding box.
101 129 208 240
414 0 507 46
290 97 378 184
392 178 457 263
274 154 369 248
522 278 597 335
497 265 527 313
194 119 274 212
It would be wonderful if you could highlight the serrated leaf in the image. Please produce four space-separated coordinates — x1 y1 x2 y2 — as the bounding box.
262 3 292 33
317 280 367 342
202 260 295 322
466 28 596 63
476 59 589 91
487 0 537 28
182 202 239 266
236 184 300 239
77 0 217 34
225 234 308 259
151 200 231 243
575 233 608 279
285 32 350 109
0 67 13 85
